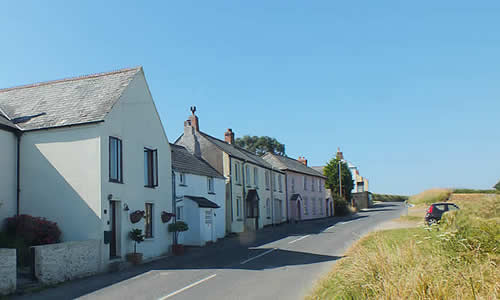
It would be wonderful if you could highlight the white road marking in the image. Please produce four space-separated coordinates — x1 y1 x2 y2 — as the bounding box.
340 220 353 225
158 274 217 300
322 225 336 232
288 235 310 244
240 248 277 265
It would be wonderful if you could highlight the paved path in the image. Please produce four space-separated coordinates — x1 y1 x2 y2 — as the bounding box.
15 202 406 300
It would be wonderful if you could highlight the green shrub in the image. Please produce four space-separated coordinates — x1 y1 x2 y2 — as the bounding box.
333 195 351 216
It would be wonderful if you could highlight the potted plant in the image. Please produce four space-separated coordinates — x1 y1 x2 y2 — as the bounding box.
168 221 189 255
126 228 145 264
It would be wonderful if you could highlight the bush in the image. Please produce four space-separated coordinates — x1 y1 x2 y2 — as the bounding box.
372 193 409 202
5 214 61 246
333 195 351 216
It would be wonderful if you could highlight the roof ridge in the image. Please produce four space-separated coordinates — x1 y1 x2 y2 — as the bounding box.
199 130 263 160
0 66 142 94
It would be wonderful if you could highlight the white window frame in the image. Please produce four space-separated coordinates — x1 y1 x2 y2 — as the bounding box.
265 171 270 190
278 174 283 192
253 167 258 186
207 177 215 193
176 205 183 220
273 173 277 192
246 165 251 187
291 177 295 193
179 172 186 186
236 196 242 218
266 198 271 218
304 176 308 191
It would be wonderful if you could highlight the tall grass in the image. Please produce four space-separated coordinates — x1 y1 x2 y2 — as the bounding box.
372 193 409 202
308 194 500 299
408 188 453 205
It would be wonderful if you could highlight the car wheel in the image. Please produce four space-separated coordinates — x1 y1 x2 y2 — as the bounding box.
428 218 437 225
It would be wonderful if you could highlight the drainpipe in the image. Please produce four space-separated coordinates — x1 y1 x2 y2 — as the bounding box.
284 172 289 223
16 131 22 216
171 170 177 245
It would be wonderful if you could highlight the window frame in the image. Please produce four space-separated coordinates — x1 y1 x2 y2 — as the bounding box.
246 165 251 187
179 172 186 186
109 137 123 183
144 148 158 188
253 167 258 186
278 174 283 192
304 176 308 190
265 171 270 190
145 203 153 238
207 176 215 194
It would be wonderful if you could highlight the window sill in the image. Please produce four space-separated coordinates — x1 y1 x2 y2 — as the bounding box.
208 192 216 195
235 183 242 186
144 237 154 241
109 180 123 184
144 185 157 189
236 218 243 221
179 184 187 187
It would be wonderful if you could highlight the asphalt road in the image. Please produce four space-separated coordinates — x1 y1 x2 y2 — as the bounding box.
17 202 406 300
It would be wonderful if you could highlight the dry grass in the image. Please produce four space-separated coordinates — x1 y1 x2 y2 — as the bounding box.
307 194 500 299
408 188 453 205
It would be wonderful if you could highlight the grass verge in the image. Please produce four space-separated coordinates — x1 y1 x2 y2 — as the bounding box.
308 194 500 299
408 188 453 205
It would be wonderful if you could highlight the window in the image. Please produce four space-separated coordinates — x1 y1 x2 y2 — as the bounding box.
304 197 309 215
236 196 242 218
278 174 283 192
319 197 324 214
265 171 270 190
266 198 271 218
291 177 295 193
179 173 186 185
176 206 183 220
144 148 158 187
109 137 123 183
145 203 153 238
246 165 251 186
304 176 308 190
207 177 215 193
205 210 212 224
319 179 322 192
312 178 316 191
312 197 316 215
235 163 240 184
273 173 277 191
253 167 258 186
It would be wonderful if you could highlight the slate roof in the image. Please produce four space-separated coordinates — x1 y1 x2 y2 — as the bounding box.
311 166 324 174
263 153 326 178
184 196 220 208
0 67 141 131
171 144 225 179
198 132 281 171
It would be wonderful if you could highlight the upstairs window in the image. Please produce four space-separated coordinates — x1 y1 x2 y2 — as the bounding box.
144 148 158 188
207 177 215 193
278 174 283 192
179 173 186 186
319 179 322 192
265 171 270 190
291 177 295 193
312 178 316 191
246 165 251 186
109 137 123 183
304 176 308 190
234 163 240 184
273 173 277 191
253 167 258 186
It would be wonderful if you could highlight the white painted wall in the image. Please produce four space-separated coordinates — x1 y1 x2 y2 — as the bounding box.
174 171 225 246
0 130 17 224
100 70 173 260
286 171 326 221
20 124 102 243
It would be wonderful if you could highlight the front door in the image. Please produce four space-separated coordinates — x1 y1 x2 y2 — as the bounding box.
297 201 301 220
325 199 329 216
110 201 118 258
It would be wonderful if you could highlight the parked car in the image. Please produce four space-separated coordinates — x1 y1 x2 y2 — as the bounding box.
425 202 460 225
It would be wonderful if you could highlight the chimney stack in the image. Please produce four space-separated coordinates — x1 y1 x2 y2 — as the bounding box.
224 128 235 144
336 147 344 160
184 106 199 132
298 156 308 166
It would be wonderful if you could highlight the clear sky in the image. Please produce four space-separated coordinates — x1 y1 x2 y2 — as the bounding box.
1 1 499 195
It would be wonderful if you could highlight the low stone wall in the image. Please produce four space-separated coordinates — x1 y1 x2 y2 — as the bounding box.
0 248 16 295
32 239 102 285
352 192 371 210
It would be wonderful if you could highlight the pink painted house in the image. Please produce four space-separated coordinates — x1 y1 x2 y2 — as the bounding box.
263 154 331 222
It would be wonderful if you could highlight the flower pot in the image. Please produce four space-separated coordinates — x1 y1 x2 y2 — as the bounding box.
172 244 185 256
126 252 143 265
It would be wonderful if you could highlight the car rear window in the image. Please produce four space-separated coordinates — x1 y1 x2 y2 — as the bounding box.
434 204 446 211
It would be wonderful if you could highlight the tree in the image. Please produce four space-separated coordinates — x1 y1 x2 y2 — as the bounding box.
494 180 500 191
235 135 285 156
323 157 354 201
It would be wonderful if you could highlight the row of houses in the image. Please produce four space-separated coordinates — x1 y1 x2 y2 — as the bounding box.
0 66 332 267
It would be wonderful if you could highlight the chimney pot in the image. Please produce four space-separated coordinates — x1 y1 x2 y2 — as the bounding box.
298 156 308 166
184 106 199 132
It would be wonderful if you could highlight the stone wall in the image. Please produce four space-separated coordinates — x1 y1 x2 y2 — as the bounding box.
0 248 16 295
352 191 371 210
32 239 102 285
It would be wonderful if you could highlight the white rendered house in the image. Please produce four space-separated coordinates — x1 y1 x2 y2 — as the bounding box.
171 144 226 246
0 67 173 265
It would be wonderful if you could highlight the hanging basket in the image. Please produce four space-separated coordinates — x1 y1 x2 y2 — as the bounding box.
130 210 145 224
161 212 175 223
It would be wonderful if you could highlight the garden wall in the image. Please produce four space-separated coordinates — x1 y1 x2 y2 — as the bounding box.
32 239 102 284
0 248 16 295
352 191 371 210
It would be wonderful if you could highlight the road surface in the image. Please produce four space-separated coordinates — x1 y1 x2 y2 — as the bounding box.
17 202 406 300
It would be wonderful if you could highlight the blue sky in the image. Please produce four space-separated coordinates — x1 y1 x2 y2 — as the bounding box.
1 1 499 195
